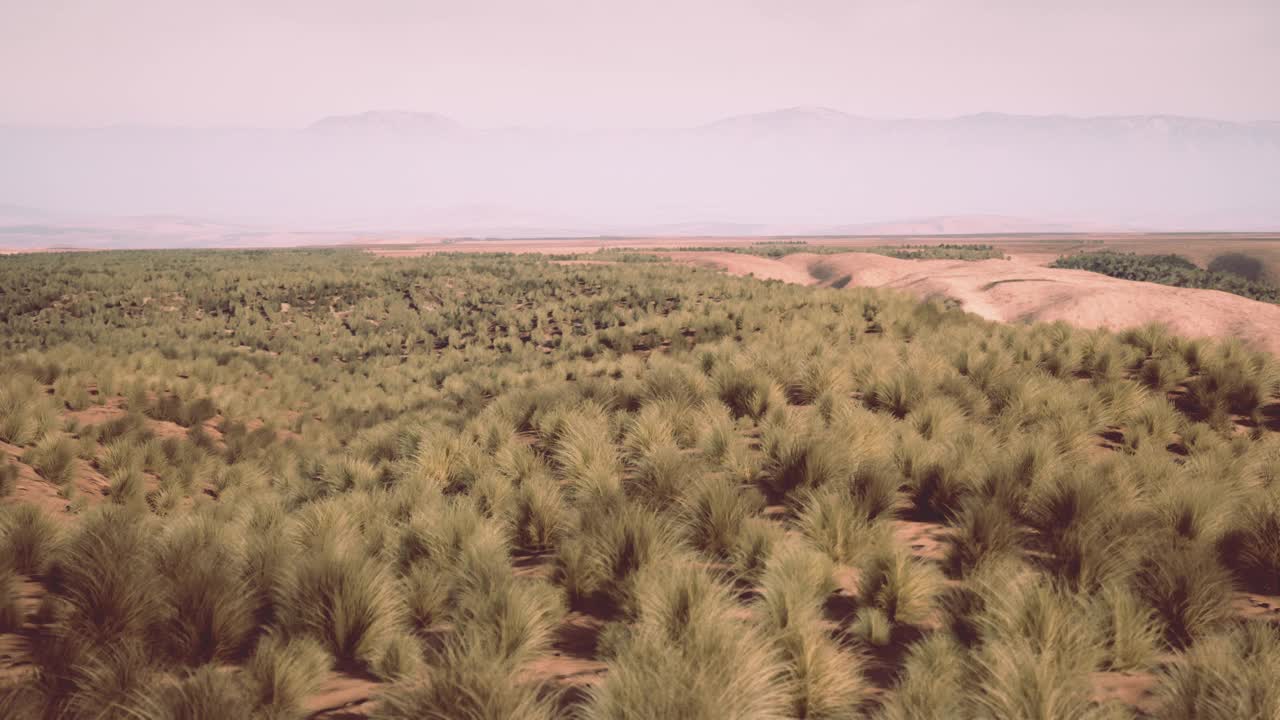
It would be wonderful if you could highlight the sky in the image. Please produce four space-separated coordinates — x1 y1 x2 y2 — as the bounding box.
1 0 1277 128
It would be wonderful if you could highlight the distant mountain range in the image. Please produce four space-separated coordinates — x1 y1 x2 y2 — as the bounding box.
2 108 1277 246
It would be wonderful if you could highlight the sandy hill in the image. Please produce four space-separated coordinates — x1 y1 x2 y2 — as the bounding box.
666 251 1280 355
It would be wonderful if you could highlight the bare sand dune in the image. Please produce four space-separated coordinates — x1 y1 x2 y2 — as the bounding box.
668 251 1280 355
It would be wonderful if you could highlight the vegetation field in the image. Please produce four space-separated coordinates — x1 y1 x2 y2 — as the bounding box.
645 242 1006 261
1051 251 1280 304
1 249 1279 718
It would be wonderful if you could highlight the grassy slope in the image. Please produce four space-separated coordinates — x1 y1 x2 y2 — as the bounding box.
0 249 1278 718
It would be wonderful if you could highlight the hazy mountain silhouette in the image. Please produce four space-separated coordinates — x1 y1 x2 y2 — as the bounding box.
2 109 1277 245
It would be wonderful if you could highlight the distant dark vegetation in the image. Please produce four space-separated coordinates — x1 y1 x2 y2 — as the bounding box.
1207 252 1268 283
647 243 1006 261
1051 251 1280 304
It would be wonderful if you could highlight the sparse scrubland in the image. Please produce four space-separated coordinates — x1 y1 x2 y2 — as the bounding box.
1052 250 1280 304
0 249 1278 718
649 242 1006 261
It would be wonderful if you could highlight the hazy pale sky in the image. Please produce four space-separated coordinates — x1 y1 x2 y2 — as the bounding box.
2 0 1277 128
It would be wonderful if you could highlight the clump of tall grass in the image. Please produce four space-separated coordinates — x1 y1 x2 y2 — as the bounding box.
946 497 1024 577
1138 352 1190 394
129 664 256 718
582 564 789 720
1 503 62 576
551 404 624 508
758 411 852 499
245 633 332 720
773 611 867 717
1216 488 1280 594
0 458 16 497
49 505 163 646
729 517 784 583
376 643 557 720
626 440 699 509
1124 396 1181 452
1184 343 1279 427
23 433 81 488
1092 584 1163 672
794 485 889 565
678 473 761 559
0 560 22 632
904 438 981 520
509 471 570 553
713 362 784 421
276 541 406 672
449 541 565 667
1134 537 1234 648
1023 469 1141 590
873 633 966 720
754 540 836 634
1155 622 1280 720
960 566 1109 719
0 375 61 446
856 545 944 639
154 515 257 664
556 503 678 611
39 639 155 720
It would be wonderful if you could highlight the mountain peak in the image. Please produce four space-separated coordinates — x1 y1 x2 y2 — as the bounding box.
702 105 864 132
308 111 461 134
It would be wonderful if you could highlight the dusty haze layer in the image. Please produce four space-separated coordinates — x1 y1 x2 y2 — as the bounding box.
2 110 1279 241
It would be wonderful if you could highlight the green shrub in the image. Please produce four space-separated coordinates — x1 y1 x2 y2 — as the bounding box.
1053 251 1280 304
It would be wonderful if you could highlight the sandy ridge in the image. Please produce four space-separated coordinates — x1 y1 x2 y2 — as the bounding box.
665 251 1280 355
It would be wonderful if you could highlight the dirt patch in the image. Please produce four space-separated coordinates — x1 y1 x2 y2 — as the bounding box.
1090 671 1161 714
304 672 381 718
